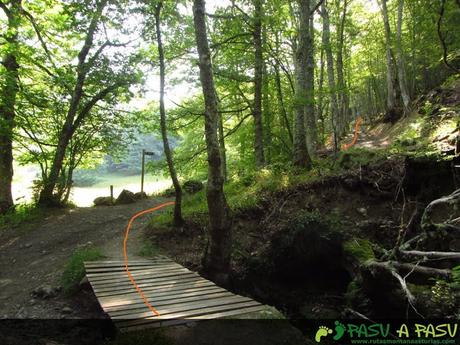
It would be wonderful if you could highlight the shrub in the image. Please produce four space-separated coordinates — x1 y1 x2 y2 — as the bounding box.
61 247 104 294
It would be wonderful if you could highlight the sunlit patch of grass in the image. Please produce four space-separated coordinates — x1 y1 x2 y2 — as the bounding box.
431 118 457 141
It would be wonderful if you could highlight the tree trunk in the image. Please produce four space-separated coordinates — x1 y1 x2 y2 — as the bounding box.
380 0 400 121
317 45 325 144
253 0 265 168
0 0 21 214
218 109 227 182
336 0 349 136
293 0 313 168
274 64 293 144
192 0 232 284
322 1 339 153
155 2 184 228
305 9 317 156
396 0 411 114
38 0 108 206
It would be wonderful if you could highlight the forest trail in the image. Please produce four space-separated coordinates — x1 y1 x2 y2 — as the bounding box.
0 197 171 319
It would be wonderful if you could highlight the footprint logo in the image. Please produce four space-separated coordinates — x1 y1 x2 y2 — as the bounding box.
333 321 346 341
315 326 333 343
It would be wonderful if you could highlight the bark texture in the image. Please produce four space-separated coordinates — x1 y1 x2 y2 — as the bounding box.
155 2 184 227
193 0 232 283
293 0 313 168
253 0 265 168
0 0 21 214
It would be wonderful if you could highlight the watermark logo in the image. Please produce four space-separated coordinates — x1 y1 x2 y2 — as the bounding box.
313 322 458 344
315 321 347 343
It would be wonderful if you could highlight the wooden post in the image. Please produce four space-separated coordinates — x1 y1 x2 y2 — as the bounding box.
141 149 145 194
110 185 113 204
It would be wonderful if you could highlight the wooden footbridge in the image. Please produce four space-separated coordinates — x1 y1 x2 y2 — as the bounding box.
84 255 265 332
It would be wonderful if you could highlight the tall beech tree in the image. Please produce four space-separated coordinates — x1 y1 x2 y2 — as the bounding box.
293 0 313 168
0 0 21 214
37 0 138 205
192 0 232 283
379 0 400 122
321 0 339 152
154 1 184 227
253 0 265 168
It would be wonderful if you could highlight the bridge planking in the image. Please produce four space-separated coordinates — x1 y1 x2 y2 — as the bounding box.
84 256 265 331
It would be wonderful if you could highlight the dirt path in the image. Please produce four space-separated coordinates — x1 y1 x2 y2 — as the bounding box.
0 197 171 319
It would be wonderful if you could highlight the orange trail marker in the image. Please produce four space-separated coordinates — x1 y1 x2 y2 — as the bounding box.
123 201 175 317
341 116 363 151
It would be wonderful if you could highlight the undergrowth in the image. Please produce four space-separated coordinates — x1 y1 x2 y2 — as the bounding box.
150 149 390 228
0 203 44 231
61 246 104 294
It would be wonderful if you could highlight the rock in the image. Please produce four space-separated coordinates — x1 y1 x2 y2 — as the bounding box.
25 243 32 248
422 189 460 227
183 180 204 194
61 306 72 314
93 196 113 206
134 191 148 200
115 189 136 205
357 207 368 217
32 285 58 299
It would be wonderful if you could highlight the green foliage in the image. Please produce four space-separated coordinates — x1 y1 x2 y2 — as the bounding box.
344 239 375 263
431 280 456 312
0 203 43 231
61 247 104 294
337 148 387 170
450 265 460 291
139 241 163 257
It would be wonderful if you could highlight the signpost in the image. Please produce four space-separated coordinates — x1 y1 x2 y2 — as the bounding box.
141 149 155 194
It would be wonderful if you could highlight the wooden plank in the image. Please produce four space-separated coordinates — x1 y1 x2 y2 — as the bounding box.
87 268 193 284
84 256 266 330
187 305 266 320
84 259 175 268
110 295 254 320
95 279 214 298
98 282 220 306
85 264 180 273
86 266 187 279
115 300 261 328
94 277 206 297
121 304 266 331
89 273 200 291
102 286 225 311
108 291 236 316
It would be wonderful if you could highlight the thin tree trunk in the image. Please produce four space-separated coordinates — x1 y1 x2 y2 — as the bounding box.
262 63 271 164
155 2 184 228
322 1 339 153
305 9 317 156
218 110 227 182
192 0 232 284
318 45 325 145
336 0 349 136
253 0 265 168
38 0 108 206
379 0 400 121
274 65 293 144
0 0 21 214
293 0 313 168
396 0 411 114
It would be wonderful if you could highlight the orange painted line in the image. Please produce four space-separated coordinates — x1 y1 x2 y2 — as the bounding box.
123 201 175 317
341 116 363 150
